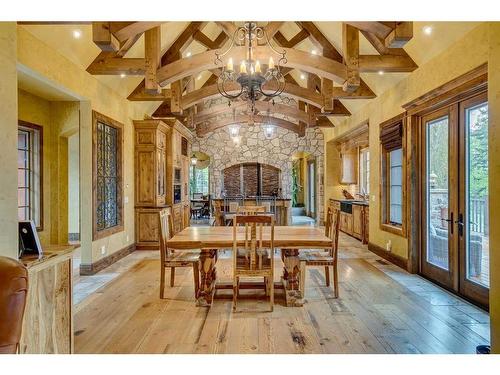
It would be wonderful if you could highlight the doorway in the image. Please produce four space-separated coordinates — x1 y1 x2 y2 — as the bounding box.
419 92 489 308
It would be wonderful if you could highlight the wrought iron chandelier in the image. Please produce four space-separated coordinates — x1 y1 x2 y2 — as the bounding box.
214 22 287 109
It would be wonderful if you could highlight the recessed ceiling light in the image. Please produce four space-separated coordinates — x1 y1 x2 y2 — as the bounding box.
197 74 202 80
300 73 306 80
120 73 126 78
311 49 317 55
186 51 192 57
72 29 81 39
378 70 384 75
423 25 433 35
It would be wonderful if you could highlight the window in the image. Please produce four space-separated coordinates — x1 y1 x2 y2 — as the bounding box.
18 121 43 229
359 148 370 195
388 148 403 225
92 111 123 240
380 113 406 236
190 166 209 196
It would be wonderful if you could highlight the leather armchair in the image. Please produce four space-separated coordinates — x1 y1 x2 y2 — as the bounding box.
0 256 28 354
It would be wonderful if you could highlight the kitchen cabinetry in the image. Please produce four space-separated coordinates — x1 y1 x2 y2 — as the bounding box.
134 119 192 250
331 199 369 244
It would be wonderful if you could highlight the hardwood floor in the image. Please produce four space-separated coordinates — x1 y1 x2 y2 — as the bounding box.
74 233 490 354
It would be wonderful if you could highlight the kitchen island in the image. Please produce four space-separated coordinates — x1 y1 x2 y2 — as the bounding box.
212 198 292 225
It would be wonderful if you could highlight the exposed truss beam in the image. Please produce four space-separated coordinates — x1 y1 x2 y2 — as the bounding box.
109 22 163 43
342 23 360 92
193 30 228 50
156 46 348 86
144 26 161 93
196 114 303 137
344 22 394 39
384 22 413 48
194 101 314 126
92 22 120 52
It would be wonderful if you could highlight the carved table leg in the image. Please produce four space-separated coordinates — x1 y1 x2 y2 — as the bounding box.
196 249 218 307
281 248 304 307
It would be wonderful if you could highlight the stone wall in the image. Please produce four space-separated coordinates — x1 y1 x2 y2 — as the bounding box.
192 124 325 222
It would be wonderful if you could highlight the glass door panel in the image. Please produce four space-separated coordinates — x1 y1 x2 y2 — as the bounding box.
465 102 489 288
426 116 450 270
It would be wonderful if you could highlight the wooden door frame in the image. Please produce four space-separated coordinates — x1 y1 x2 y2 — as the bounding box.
404 64 488 275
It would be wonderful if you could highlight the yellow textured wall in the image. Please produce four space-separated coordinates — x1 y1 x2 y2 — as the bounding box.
17 26 144 266
323 23 490 259
488 22 500 353
0 23 18 259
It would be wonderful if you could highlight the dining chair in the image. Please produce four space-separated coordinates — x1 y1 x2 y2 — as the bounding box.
257 196 277 217
224 196 243 225
299 207 340 298
159 209 200 299
232 214 275 312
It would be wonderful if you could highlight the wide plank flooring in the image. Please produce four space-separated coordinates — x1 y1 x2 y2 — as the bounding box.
74 233 490 354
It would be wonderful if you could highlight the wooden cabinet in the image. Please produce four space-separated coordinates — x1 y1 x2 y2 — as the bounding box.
340 212 353 235
352 204 363 240
135 207 170 250
134 119 192 249
330 199 369 244
340 148 358 185
134 120 169 207
20 246 75 353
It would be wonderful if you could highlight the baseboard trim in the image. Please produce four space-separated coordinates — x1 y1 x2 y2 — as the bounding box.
79 243 136 276
367 242 408 270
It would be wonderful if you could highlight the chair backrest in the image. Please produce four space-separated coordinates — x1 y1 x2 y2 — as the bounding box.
213 203 224 226
233 214 274 272
0 256 28 354
237 205 266 215
193 193 203 199
257 196 276 215
328 209 341 259
223 196 243 213
159 209 174 258
324 206 333 237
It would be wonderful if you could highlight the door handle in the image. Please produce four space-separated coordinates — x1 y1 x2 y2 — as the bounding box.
455 213 464 236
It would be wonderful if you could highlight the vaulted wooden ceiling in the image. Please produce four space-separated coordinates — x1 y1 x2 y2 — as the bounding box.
20 21 419 136
82 21 418 136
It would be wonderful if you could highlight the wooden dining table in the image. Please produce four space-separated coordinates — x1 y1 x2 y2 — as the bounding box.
167 226 332 307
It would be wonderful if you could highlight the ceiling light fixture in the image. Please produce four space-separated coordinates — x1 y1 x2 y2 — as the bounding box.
186 51 192 57
300 73 306 80
263 109 276 139
378 70 384 75
120 73 126 78
311 49 317 55
423 25 433 35
214 21 287 111
72 29 82 39
197 74 202 80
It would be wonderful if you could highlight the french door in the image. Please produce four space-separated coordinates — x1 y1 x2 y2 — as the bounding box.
420 92 489 308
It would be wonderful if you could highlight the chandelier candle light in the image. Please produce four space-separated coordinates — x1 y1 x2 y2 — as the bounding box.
214 22 287 110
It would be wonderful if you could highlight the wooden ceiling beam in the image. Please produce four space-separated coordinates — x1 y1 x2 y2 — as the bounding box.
384 22 413 48
296 22 343 61
264 22 285 39
144 26 161 94
358 54 418 72
196 114 302 137
128 22 205 101
156 46 348 87
193 30 228 50
360 30 408 56
109 22 164 43
342 23 360 92
86 53 145 75
215 21 238 38
344 22 394 39
92 22 120 52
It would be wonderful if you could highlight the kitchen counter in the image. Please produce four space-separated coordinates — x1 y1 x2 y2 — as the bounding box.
330 199 369 244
